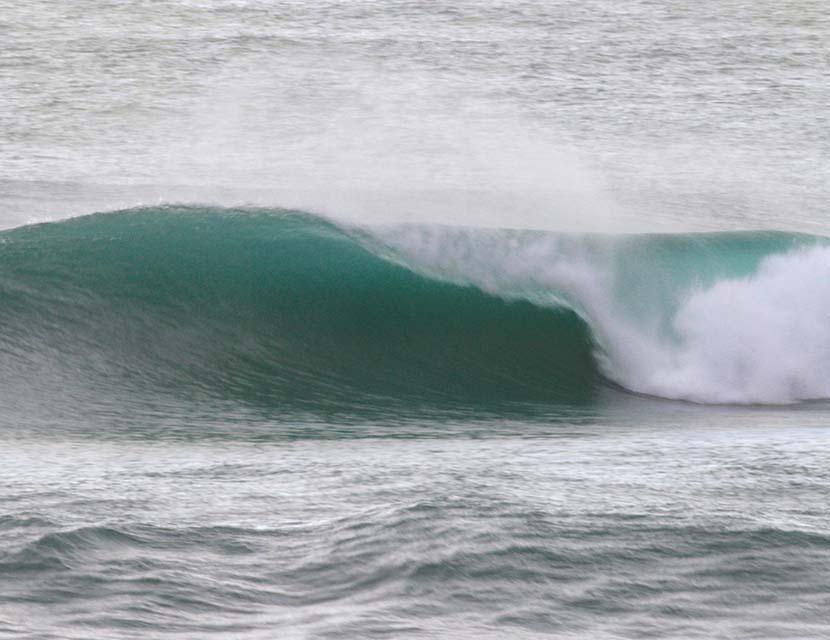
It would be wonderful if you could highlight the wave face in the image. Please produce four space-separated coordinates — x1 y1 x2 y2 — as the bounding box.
0 206 827 413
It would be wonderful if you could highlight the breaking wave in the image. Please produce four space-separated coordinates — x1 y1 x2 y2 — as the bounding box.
0 205 826 412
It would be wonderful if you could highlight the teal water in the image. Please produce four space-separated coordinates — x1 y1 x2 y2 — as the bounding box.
2 207 827 417
2 1 830 638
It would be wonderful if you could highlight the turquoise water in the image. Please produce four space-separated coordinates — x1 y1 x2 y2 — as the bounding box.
2 1 830 638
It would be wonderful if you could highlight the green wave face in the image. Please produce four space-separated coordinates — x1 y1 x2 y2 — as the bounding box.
0 206 827 426
0 207 600 424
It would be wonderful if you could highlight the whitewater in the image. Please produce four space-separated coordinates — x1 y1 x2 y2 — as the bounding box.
2 1 830 638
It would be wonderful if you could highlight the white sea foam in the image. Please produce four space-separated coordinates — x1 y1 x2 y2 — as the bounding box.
379 226 830 405
631 246 830 404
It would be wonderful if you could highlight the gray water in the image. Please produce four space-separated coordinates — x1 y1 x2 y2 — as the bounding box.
2 1 830 638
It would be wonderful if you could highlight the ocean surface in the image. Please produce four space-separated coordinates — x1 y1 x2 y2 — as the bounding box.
2 1 830 638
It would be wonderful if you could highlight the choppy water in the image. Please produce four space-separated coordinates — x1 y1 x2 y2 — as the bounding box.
2 1 830 638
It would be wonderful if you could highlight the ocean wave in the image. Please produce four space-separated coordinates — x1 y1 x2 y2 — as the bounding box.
0 205 826 408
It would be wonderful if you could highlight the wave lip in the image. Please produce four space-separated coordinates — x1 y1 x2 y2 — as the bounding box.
0 204 827 411
370 220 828 405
